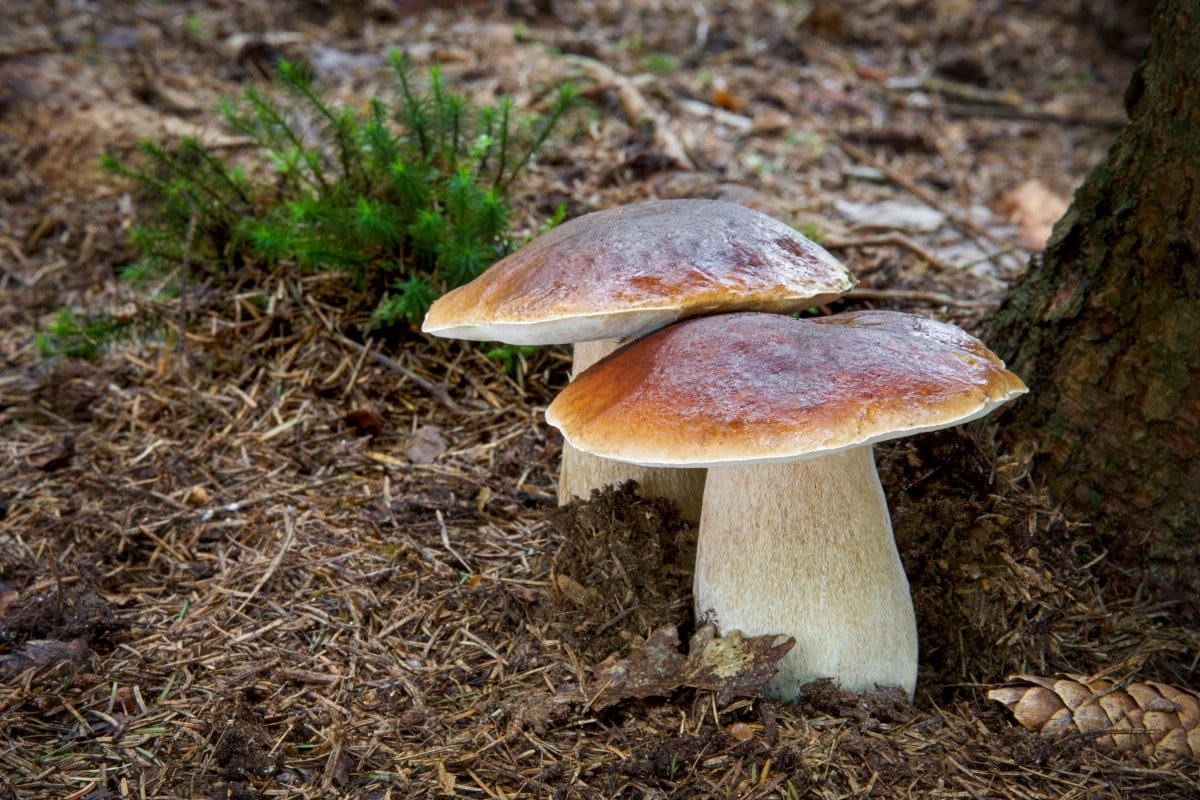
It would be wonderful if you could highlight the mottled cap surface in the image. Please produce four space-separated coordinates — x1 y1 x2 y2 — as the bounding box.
421 199 854 344
546 311 1028 467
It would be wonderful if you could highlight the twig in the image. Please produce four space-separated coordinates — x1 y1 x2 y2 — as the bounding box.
922 122 972 212
277 667 341 684
335 334 464 415
843 287 991 308
48 547 63 627
888 75 1126 129
0 237 28 286
436 509 472 574
837 138 1021 267
941 103 1126 130
563 54 694 170
825 232 952 273
234 508 296 615
177 210 198 355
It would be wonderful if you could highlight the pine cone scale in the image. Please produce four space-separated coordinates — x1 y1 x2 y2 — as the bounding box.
988 674 1200 760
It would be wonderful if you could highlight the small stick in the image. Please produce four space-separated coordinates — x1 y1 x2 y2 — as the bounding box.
563 54 694 170
843 287 990 308
922 122 972 213
48 548 64 627
436 509 472 574
825 232 952 273
837 138 1020 264
335 334 463 415
177 210 198 355
941 103 1126 130
234 509 296 615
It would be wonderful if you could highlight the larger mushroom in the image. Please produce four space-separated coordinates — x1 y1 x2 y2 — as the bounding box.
545 310 1027 699
422 199 854 521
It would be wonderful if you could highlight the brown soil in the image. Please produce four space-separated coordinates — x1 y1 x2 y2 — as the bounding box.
0 568 122 645
2 1 1197 798
540 482 696 663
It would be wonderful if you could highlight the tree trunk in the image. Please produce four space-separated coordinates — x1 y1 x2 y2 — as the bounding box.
986 0 1200 596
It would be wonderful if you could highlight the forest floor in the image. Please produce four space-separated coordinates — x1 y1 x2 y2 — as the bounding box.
2 1 1198 798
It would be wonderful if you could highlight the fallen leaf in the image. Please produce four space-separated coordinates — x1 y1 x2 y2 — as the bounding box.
0 586 16 618
330 752 354 787
551 573 604 609
995 179 1070 250
405 424 446 464
27 437 75 471
681 625 795 704
586 624 794 709
343 405 385 436
436 761 456 795
0 638 97 675
834 199 946 232
588 625 685 707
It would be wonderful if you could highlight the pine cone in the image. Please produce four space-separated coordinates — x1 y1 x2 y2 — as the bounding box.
988 675 1200 760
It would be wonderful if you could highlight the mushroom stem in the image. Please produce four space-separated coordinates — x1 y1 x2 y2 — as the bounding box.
695 445 917 699
570 339 624 377
558 339 707 522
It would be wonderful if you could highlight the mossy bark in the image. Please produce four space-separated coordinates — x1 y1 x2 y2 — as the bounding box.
986 0 1200 595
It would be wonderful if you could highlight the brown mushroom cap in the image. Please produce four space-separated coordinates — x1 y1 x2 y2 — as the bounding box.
421 199 854 344
546 310 1028 467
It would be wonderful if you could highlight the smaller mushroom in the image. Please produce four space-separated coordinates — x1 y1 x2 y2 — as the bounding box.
422 199 854 521
545 310 1027 699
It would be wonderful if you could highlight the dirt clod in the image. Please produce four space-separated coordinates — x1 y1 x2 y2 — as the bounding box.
207 703 282 783
795 678 917 727
540 481 696 663
0 638 97 677
0 572 122 647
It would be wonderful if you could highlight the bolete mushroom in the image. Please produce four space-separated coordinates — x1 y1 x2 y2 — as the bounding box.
545 310 1027 699
422 199 854 521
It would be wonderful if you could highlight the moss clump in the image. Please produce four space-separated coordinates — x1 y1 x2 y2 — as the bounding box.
103 52 576 332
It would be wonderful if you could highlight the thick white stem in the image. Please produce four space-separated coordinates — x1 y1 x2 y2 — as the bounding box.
557 339 706 522
695 446 917 699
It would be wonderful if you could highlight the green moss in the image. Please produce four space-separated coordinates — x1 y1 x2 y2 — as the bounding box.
103 52 578 334
36 308 154 361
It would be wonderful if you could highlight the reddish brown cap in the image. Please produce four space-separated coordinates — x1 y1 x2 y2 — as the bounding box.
545 311 1028 466
422 199 854 344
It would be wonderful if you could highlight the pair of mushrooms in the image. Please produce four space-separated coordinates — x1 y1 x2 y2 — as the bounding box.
423 199 1026 700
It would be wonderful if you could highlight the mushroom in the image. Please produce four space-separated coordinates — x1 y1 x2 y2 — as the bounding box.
422 199 854 521
544 310 1027 699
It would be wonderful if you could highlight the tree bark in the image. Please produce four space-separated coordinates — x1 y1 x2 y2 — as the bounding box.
986 0 1200 595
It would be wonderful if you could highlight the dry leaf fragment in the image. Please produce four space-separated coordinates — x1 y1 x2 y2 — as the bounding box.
995 179 1069 250
435 761 456 795
0 586 17 619
834 199 946 232
711 77 744 113
27 436 75 471
588 625 684 707
343 406 385 436
681 625 795 703
989 674 1200 760
586 624 794 709
726 721 755 741
0 638 97 675
551 573 605 609
405 424 446 464
185 485 210 505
